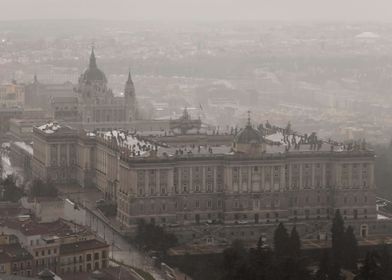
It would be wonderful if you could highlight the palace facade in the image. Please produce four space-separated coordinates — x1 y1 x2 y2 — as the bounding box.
32 120 384 244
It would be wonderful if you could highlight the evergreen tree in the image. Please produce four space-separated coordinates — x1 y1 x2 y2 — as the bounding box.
249 236 276 280
315 250 330 280
221 240 249 280
342 226 358 271
274 223 290 259
329 259 345 280
354 252 381 280
0 157 3 177
30 178 58 197
1 175 23 202
331 209 345 264
133 220 178 255
379 245 392 279
315 250 346 280
289 226 301 258
257 236 264 251
275 257 312 280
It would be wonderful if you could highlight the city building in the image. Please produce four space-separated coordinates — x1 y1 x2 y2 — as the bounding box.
0 216 109 277
0 108 45 139
24 76 74 112
8 118 52 142
9 141 33 181
0 81 25 109
0 233 34 277
59 239 109 274
0 218 68 273
0 243 34 277
51 48 137 125
21 197 64 223
31 117 386 245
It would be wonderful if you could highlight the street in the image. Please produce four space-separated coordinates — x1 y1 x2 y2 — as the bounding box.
60 186 166 280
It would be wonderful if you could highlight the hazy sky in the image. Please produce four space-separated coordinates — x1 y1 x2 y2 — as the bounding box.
2 0 392 21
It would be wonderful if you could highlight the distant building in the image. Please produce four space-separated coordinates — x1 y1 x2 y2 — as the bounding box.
169 108 201 134
0 107 45 138
51 48 137 125
24 76 74 112
0 81 25 109
9 141 34 181
9 118 52 142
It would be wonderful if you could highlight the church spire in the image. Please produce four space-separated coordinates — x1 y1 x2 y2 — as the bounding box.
126 69 133 85
124 69 135 98
89 47 97 68
247 110 251 127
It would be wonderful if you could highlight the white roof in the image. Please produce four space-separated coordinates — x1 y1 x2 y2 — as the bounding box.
13 141 33 155
355 32 380 39
37 122 61 134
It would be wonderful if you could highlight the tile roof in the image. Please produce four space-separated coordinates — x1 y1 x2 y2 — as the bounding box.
60 239 108 255
0 243 33 263
2 218 74 236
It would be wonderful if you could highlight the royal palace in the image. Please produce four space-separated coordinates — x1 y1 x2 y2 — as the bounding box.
31 115 385 245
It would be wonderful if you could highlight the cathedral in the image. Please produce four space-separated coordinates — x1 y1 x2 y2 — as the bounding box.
51 48 137 124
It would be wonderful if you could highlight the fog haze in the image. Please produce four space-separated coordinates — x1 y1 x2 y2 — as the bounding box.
3 0 392 21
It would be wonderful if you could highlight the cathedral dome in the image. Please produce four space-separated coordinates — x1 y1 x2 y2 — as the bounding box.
234 124 263 144
81 48 107 83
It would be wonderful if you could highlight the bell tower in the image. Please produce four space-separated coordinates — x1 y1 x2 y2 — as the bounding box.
124 70 137 121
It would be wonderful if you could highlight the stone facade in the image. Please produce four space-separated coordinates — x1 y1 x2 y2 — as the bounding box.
51 49 137 125
59 239 109 274
0 81 25 109
32 121 383 244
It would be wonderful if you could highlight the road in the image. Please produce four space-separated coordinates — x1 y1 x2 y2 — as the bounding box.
85 206 166 280
2 147 173 280
61 188 166 280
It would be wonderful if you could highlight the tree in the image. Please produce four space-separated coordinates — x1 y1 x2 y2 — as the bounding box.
248 237 275 280
274 223 290 259
342 226 358 271
275 257 312 280
315 250 346 280
0 157 3 178
354 252 381 280
221 240 249 280
30 179 58 197
379 245 392 279
0 175 23 202
329 259 345 280
315 250 330 280
289 226 301 259
133 220 178 255
257 236 264 251
331 209 345 264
